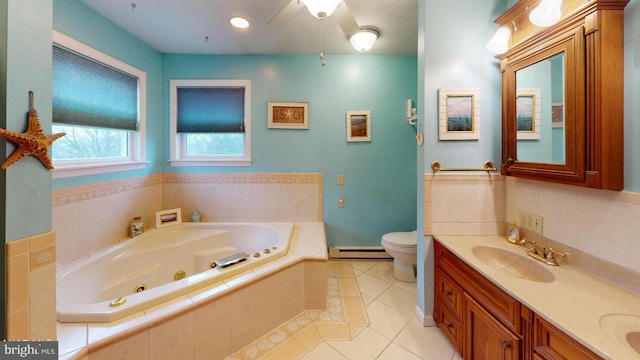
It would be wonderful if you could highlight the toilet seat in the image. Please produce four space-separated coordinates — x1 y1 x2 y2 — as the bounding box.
381 231 417 248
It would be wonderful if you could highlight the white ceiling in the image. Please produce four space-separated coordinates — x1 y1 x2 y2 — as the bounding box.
79 0 419 55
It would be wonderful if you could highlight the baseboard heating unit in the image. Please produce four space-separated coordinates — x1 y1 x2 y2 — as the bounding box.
328 246 392 260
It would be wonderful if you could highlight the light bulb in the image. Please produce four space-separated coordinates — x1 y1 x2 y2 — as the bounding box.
486 26 511 54
529 0 563 27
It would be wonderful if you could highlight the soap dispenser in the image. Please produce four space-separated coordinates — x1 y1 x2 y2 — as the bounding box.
507 217 520 244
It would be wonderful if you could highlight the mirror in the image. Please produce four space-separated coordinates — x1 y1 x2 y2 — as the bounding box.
498 0 626 190
515 53 565 164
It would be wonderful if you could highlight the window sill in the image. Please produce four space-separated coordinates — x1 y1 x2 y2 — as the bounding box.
52 161 148 179
169 159 252 167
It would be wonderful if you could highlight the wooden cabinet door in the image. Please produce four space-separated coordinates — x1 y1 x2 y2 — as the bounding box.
465 294 521 360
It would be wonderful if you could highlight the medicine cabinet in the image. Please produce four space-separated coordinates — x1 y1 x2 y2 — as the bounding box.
497 0 628 190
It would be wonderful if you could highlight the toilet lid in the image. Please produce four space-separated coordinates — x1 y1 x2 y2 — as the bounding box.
382 231 417 247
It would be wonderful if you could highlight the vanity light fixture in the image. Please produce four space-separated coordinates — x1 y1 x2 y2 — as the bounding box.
303 0 342 20
529 0 563 27
486 26 511 54
229 16 250 29
350 27 380 52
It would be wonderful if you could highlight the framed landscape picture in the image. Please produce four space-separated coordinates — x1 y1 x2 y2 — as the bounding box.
346 111 371 142
516 88 541 140
438 88 480 140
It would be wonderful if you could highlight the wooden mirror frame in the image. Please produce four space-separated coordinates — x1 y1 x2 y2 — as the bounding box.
497 0 628 190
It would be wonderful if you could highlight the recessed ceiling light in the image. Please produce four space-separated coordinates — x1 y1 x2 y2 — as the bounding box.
229 17 250 29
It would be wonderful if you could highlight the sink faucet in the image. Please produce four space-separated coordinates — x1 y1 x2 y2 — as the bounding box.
520 238 567 266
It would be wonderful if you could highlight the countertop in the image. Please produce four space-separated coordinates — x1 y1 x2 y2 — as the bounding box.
434 235 640 360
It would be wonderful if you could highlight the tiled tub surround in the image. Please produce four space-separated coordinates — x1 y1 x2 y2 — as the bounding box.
58 222 328 360
424 173 506 237
5 231 57 340
435 235 640 360
53 173 323 266
57 222 294 323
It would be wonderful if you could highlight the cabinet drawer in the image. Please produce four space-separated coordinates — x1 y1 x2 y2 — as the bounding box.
533 315 602 360
436 267 464 319
436 301 464 354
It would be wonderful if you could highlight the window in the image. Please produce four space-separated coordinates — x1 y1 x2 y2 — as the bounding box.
51 31 146 178
170 79 251 166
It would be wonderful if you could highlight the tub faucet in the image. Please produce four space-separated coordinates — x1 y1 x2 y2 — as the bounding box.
520 238 567 266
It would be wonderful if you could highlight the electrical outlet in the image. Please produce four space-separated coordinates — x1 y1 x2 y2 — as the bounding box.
518 210 543 234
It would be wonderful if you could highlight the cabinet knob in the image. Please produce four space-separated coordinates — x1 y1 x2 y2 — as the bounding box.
444 290 452 297
444 322 453 329
502 340 511 349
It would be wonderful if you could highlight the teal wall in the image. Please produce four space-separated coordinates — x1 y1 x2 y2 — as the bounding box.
417 0 506 317
52 0 163 189
52 0 418 247
624 0 640 192
2 0 54 242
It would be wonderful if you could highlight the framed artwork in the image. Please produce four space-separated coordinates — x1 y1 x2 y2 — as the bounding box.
156 208 182 228
551 101 563 128
516 88 541 140
267 101 309 129
438 88 480 140
346 111 371 142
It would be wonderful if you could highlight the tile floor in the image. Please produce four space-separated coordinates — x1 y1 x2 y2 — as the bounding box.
227 260 461 360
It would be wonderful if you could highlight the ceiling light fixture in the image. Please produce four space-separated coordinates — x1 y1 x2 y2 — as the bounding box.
350 27 380 52
303 0 342 20
229 16 250 29
485 26 511 54
529 0 563 27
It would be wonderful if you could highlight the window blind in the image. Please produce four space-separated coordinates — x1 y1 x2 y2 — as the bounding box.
52 45 138 131
176 87 245 133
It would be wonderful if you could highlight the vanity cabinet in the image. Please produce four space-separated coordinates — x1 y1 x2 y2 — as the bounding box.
497 0 628 190
434 240 602 360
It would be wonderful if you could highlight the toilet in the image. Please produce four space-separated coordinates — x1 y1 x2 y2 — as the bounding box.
381 230 418 282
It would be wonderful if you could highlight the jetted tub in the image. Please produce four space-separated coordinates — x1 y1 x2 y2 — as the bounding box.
57 222 293 323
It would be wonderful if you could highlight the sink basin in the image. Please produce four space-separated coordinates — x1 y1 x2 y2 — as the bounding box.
600 314 640 356
471 246 555 283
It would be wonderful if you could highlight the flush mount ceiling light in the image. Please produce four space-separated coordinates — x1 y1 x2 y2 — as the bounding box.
229 16 250 29
303 0 342 19
529 0 563 27
486 26 511 54
350 27 380 52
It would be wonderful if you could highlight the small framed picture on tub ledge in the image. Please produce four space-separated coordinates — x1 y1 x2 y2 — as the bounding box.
156 208 182 228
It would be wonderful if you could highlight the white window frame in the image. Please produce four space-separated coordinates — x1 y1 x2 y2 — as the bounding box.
169 79 252 167
51 31 147 179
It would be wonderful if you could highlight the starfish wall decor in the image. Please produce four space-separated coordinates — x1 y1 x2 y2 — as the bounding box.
0 91 65 170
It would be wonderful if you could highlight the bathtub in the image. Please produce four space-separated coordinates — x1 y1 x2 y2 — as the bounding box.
57 222 293 323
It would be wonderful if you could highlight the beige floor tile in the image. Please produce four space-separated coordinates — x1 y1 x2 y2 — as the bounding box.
393 320 456 360
348 323 368 338
339 277 361 297
377 342 422 360
393 279 418 295
293 323 323 350
299 342 348 360
342 297 368 323
327 262 354 277
326 327 390 360
376 284 417 317
366 300 410 340
314 323 352 340
360 293 375 307
258 338 307 360
364 261 396 284
350 260 382 273
356 273 392 299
